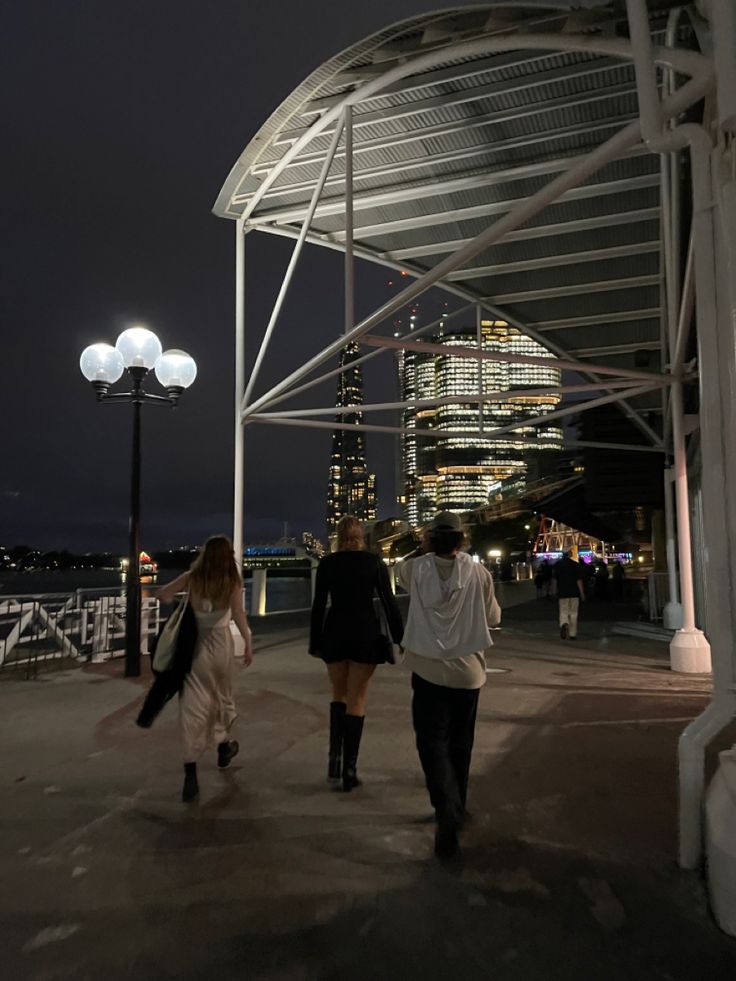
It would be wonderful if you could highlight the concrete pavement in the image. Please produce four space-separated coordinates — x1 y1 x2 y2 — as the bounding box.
2 590 736 980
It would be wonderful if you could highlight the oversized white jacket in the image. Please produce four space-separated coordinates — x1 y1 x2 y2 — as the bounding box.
401 551 497 661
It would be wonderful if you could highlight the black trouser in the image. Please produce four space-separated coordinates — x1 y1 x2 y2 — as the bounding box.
411 673 480 828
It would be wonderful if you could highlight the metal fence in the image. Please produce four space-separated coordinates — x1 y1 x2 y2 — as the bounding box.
0 590 160 676
0 573 315 676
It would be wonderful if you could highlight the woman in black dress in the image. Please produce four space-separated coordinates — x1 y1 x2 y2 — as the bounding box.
310 516 403 791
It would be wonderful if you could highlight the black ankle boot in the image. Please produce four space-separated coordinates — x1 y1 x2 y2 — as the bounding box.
328 701 346 782
342 714 365 792
182 762 199 803
217 740 239 769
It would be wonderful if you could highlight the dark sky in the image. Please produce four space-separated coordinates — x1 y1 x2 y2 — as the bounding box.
2 0 481 552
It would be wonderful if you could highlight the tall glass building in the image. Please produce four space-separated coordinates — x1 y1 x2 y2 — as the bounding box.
326 342 377 534
400 321 562 525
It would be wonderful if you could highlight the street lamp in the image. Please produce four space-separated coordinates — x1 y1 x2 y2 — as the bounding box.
80 326 196 677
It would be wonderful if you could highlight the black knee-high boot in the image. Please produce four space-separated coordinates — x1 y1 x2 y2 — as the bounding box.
342 714 365 792
182 762 199 803
328 701 346 782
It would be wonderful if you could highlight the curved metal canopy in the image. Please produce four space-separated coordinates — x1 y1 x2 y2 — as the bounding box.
213 0 704 445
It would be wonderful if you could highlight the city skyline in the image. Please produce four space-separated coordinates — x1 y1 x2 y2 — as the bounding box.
399 320 563 524
325 343 377 535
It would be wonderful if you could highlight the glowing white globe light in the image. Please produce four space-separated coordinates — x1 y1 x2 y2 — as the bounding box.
79 343 125 384
154 349 197 389
115 326 162 370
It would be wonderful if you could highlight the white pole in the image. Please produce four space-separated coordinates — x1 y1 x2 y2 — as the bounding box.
255 380 645 419
233 219 246 571
344 105 354 337
250 413 666 453
243 119 345 407
251 568 267 617
251 302 475 414
669 377 708 669
662 467 683 629
241 75 710 422
363 334 672 385
236 33 709 224
476 304 484 433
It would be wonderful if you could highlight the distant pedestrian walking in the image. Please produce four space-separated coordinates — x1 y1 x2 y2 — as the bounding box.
554 551 585 640
309 516 403 792
399 512 501 860
594 560 610 600
154 536 253 803
612 560 626 600
535 559 553 599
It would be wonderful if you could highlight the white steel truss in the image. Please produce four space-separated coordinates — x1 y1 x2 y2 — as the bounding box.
215 0 736 888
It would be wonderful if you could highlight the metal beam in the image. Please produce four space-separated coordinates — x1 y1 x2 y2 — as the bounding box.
344 106 354 337
294 54 632 122
386 207 660 261
533 307 660 332
253 221 664 445
478 383 662 438
248 415 665 453
243 118 345 406
572 341 660 357
256 85 639 174
363 335 671 383
447 241 659 280
255 381 647 420
243 154 596 220
486 274 659 305
255 117 633 204
229 34 707 224
327 171 658 241
250 303 475 413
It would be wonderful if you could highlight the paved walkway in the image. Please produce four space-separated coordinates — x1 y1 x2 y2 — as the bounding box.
2 589 736 980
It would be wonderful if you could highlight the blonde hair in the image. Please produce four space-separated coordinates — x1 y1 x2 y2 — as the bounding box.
336 515 364 552
189 535 242 606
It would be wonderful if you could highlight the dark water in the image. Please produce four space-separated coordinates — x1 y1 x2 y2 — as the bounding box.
0 569 312 613
0 569 127 596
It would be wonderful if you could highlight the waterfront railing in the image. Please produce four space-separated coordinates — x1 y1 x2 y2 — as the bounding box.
0 572 317 675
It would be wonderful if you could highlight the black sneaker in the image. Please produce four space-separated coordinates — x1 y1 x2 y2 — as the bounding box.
217 740 239 769
560 623 569 640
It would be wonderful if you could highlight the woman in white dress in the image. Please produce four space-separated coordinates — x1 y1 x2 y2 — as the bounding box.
156 535 253 802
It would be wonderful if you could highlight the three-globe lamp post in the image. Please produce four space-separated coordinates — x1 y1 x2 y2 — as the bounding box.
79 327 196 677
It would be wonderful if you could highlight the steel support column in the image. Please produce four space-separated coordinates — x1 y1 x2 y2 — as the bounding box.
233 219 245 570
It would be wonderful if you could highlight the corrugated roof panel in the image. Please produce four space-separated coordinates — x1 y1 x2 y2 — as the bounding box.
503 284 661 323
459 252 659 297
214 2 704 427
542 320 662 350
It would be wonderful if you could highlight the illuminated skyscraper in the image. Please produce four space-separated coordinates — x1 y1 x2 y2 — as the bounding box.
326 342 377 534
400 321 562 524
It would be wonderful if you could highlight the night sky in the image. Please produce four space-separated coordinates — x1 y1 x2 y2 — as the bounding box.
3 0 478 552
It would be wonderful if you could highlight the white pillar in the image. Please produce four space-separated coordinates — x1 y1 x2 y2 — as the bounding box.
663 467 683 629
344 105 354 337
668 373 710 673
233 219 245 570
251 568 267 617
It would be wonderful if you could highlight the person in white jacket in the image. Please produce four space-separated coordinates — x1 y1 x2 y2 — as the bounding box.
398 511 500 859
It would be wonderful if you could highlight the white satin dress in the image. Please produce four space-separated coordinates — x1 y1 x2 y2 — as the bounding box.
179 600 237 761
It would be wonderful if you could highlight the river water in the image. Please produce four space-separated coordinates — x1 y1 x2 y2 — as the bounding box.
0 570 313 613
